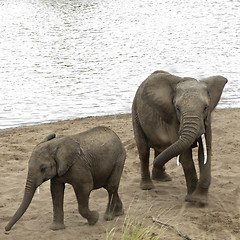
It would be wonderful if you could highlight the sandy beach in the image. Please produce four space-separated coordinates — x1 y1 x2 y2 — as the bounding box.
0 108 239 240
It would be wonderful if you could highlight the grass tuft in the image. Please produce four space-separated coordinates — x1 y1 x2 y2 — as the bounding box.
106 217 162 240
122 218 161 240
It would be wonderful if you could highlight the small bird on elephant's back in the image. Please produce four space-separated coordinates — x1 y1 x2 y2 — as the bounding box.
132 70 227 205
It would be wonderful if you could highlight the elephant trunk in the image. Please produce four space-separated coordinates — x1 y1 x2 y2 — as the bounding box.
153 115 202 168
5 176 37 231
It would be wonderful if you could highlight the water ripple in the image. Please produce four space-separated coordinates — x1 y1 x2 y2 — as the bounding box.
0 0 239 129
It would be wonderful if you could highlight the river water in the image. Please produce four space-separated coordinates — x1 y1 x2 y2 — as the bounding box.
0 0 239 129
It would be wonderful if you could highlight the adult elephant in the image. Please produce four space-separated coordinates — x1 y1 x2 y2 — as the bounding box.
132 70 227 205
5 126 125 231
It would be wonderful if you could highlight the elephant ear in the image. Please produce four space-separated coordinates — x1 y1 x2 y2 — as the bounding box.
141 71 181 123
37 133 56 145
43 133 56 142
201 76 228 112
55 137 82 176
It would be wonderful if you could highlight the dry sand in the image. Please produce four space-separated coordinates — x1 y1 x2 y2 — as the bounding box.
0 109 239 240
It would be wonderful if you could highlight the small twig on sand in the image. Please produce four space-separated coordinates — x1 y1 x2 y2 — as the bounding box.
152 217 193 240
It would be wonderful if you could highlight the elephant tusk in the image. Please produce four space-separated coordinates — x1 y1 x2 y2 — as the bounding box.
176 136 181 166
176 155 180 166
201 134 207 164
37 187 40 194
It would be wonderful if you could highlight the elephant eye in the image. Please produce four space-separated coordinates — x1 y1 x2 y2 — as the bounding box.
176 105 180 112
204 105 209 112
40 164 47 172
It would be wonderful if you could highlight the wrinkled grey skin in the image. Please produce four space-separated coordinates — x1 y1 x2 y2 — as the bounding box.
132 70 227 205
5 126 126 231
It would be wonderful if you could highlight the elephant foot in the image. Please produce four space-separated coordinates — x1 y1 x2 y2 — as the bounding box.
152 168 172 182
112 201 124 217
87 211 99 225
104 212 113 221
114 208 124 217
50 222 65 231
104 208 124 221
185 192 208 206
140 179 154 190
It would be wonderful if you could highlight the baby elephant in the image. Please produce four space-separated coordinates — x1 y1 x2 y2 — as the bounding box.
5 126 126 231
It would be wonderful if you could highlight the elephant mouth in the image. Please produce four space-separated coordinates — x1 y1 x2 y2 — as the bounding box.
191 140 198 148
42 177 49 183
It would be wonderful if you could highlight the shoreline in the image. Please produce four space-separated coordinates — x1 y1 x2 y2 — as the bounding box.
1 107 239 133
0 113 131 132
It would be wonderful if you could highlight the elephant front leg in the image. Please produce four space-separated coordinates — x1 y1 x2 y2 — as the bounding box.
73 183 99 225
138 147 154 190
50 179 65 230
180 149 198 202
133 123 154 190
190 135 211 205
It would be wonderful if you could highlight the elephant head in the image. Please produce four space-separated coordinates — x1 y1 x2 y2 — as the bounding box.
5 134 82 231
141 71 227 168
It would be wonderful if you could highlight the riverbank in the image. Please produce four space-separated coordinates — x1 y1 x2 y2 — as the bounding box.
0 108 239 239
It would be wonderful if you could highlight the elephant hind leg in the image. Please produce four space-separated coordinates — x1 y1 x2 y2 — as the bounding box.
73 183 99 225
104 188 124 221
104 163 124 221
152 150 172 182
